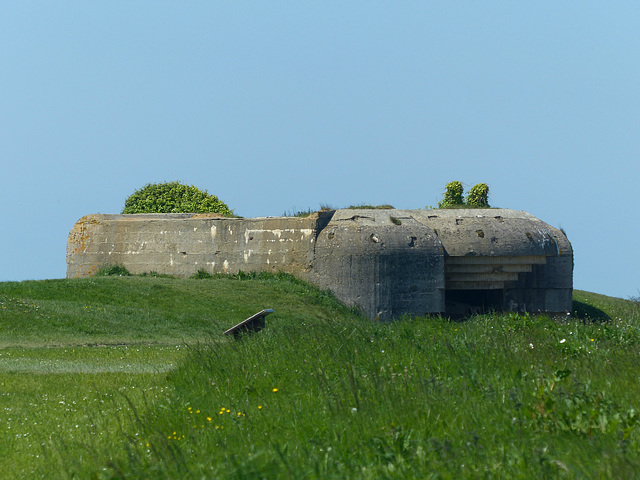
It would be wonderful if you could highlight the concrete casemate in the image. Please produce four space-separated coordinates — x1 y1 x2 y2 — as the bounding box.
66 209 573 319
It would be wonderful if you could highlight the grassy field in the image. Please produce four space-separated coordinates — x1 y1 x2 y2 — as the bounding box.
1 275 639 478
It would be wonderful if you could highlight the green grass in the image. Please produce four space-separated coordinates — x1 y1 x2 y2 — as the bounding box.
1 275 639 478
0 274 348 347
281 204 395 217
104 296 640 479
347 204 395 209
0 274 358 478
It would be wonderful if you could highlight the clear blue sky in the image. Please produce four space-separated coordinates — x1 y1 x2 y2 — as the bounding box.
1 2 638 299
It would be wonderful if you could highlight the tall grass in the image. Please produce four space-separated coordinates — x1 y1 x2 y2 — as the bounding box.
102 296 640 478
0 274 358 478
1 275 639 478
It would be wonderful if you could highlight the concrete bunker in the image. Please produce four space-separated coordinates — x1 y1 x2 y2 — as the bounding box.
413 209 573 317
67 208 572 320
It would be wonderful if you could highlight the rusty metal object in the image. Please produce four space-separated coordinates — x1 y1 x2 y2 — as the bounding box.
224 309 273 338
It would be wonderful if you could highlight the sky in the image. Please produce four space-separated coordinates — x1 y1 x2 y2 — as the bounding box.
1 2 638 299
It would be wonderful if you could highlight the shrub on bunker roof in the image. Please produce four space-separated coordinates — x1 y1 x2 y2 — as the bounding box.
438 181 465 208
466 183 490 207
122 181 234 215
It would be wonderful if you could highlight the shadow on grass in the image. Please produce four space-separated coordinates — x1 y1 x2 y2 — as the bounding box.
573 300 610 322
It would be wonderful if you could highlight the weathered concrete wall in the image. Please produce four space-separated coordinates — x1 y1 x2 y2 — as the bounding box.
410 209 565 257
67 208 573 319
310 210 445 319
66 212 332 279
407 209 573 314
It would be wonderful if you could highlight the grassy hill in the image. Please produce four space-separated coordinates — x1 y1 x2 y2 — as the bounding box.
1 275 639 478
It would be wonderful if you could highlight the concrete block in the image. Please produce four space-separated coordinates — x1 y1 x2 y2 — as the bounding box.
66 208 573 318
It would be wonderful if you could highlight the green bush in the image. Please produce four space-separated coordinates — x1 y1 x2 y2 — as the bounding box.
122 181 234 215
466 183 490 207
96 264 131 276
437 181 464 208
436 181 491 209
190 269 214 279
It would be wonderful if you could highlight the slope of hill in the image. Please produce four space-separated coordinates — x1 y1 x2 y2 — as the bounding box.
0 273 355 347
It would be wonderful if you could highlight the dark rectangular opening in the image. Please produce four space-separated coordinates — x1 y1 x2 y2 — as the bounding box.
445 289 504 317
